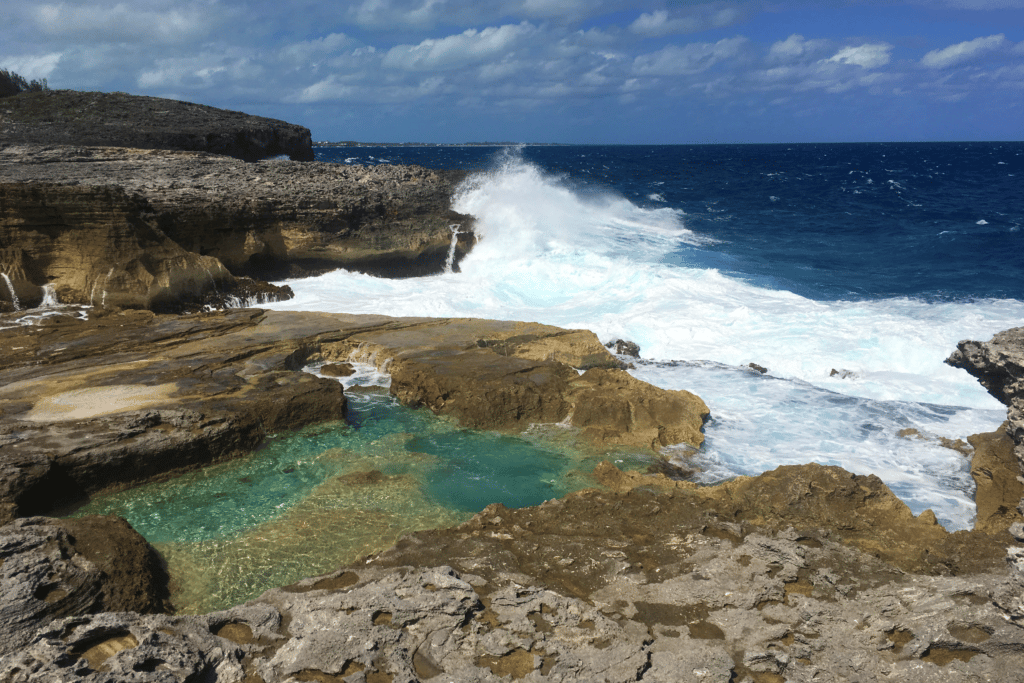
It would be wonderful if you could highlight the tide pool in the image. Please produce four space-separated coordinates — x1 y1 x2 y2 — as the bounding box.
70 376 657 613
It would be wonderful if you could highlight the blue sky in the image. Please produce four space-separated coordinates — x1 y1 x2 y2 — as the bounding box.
2 0 1022 143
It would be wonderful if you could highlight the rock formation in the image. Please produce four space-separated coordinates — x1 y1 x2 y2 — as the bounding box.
0 91 314 161
3 462 1023 681
0 309 706 522
0 515 169 655
3 313 1024 681
0 145 473 311
947 327 1024 477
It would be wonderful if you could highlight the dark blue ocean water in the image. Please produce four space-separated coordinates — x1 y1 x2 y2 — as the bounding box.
316 143 1024 302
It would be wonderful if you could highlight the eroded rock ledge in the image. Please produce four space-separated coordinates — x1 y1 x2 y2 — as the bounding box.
0 145 473 312
0 309 706 522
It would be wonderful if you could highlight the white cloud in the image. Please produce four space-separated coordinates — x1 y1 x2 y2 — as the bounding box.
138 53 262 89
629 5 746 37
826 43 892 69
383 22 536 71
279 34 355 66
921 34 1007 68
33 1 222 44
768 34 829 64
0 53 63 79
633 37 748 76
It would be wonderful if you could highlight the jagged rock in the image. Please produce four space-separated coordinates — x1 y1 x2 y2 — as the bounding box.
0 145 475 307
0 516 169 656
2 461 1024 681
947 327 1024 475
606 339 640 358
0 90 313 161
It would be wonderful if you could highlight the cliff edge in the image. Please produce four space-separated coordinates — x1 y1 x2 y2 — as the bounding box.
0 90 313 162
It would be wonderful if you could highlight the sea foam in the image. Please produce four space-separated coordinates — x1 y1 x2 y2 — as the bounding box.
267 150 1024 529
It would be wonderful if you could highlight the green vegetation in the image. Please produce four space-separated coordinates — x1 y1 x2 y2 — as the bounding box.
0 70 49 98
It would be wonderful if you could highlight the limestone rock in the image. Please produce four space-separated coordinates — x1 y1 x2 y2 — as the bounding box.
0 183 236 311
0 90 313 161
4 462 1024 681
947 327 1024 477
0 516 169 656
0 310 706 519
968 424 1024 535
0 145 474 308
569 367 709 449
0 309 348 520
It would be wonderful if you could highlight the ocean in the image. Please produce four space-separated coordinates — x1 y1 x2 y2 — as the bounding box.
70 142 1024 612
270 142 1024 531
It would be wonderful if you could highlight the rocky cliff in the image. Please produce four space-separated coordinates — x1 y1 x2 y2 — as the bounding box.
0 91 314 162
0 145 473 311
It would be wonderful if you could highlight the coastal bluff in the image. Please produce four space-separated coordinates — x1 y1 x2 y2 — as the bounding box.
0 145 473 312
0 90 314 162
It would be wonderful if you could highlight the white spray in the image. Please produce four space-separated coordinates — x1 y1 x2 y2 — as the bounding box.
444 224 461 274
1 274 20 311
40 284 58 307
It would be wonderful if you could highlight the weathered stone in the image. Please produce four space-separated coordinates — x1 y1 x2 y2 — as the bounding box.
0 145 474 311
4 460 1024 682
0 310 705 519
968 424 1024 535
0 309 348 520
0 183 236 311
0 90 313 161
947 327 1024 475
0 516 169 656
569 367 708 449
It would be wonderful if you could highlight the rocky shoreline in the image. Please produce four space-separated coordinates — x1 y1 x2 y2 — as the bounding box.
0 145 473 312
2 309 1023 681
1 91 1024 681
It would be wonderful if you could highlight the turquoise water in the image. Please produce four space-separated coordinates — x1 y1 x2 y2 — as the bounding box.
70 384 653 612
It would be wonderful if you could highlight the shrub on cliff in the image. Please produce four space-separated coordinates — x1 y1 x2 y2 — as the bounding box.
0 70 48 98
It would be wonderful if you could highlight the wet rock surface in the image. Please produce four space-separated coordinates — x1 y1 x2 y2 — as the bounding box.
0 145 472 312
0 91 313 161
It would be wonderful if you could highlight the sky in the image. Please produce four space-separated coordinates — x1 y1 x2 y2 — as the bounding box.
2 0 1023 143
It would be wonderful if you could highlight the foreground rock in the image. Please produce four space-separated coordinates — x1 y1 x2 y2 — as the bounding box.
0 516 169 655
0 145 472 311
0 91 313 161
4 463 1023 682
947 327 1024 476
0 309 705 521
